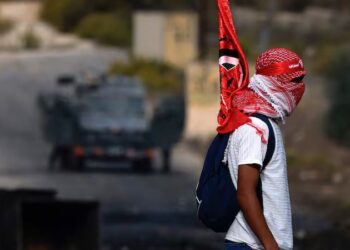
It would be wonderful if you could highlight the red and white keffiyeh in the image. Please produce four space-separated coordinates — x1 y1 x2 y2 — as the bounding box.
233 48 306 123
216 0 306 135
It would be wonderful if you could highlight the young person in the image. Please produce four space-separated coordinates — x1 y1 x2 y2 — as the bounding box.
215 1 306 249
223 48 306 250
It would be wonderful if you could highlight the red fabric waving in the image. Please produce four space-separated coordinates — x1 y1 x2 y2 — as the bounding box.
215 1 306 135
216 0 250 134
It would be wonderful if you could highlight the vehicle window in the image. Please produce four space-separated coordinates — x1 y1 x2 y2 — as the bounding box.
79 95 145 117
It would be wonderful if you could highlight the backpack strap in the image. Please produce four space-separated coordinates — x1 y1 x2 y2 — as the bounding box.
250 114 276 171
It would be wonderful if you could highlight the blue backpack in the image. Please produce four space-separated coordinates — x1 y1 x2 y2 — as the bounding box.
195 114 276 233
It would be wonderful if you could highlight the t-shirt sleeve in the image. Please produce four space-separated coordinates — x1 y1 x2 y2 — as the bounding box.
235 123 268 168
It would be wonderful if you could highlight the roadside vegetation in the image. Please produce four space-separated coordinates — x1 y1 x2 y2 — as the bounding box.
75 13 131 47
110 59 183 93
40 0 196 47
0 18 13 35
41 0 129 47
21 30 41 50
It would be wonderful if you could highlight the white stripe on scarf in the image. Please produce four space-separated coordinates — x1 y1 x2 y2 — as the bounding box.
248 74 291 123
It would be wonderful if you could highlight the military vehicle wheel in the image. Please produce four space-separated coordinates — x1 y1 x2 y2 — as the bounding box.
57 150 85 172
132 159 152 173
161 149 171 173
69 156 86 172
48 146 70 171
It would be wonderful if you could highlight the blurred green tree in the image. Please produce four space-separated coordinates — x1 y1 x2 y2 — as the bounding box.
324 47 350 147
75 13 131 47
41 0 91 32
22 30 41 49
129 0 197 10
0 18 13 35
110 59 183 93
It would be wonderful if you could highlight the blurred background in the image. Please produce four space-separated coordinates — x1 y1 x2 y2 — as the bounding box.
0 0 349 249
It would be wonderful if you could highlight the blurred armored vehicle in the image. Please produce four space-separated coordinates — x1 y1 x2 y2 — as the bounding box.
37 73 185 172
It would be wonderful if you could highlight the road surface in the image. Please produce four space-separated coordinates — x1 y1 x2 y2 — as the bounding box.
0 47 336 250
0 48 223 249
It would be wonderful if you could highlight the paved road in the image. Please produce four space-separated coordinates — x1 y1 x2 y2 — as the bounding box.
0 48 334 250
0 48 223 249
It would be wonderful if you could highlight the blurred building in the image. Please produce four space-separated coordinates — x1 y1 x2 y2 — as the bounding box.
185 61 219 98
133 11 199 68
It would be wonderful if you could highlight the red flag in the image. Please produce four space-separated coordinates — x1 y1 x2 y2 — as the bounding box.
216 0 250 134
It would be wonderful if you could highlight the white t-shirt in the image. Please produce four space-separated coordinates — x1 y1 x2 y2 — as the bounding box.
225 117 293 250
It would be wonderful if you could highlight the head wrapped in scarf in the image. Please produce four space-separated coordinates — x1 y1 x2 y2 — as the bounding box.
216 0 306 135
232 48 306 122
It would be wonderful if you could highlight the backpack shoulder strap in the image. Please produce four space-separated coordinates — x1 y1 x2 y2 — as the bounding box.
250 114 276 170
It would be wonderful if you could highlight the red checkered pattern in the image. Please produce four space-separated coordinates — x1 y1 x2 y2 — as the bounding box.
232 48 306 121
256 48 306 83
